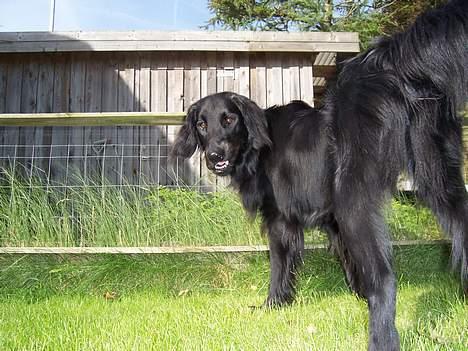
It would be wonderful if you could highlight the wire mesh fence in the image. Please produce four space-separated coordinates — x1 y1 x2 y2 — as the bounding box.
0 142 257 248
0 142 217 191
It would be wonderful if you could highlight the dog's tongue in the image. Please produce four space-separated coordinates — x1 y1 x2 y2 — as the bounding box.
215 160 230 170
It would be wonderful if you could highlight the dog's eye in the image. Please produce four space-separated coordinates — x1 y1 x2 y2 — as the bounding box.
197 121 207 130
224 115 235 125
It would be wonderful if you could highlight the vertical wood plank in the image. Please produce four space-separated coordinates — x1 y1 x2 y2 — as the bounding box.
235 52 250 97
0 58 6 113
19 57 39 178
84 55 103 182
139 53 152 185
282 53 291 104
68 53 87 183
150 53 168 186
132 53 141 187
50 53 71 185
166 52 184 186
35 54 54 179
222 52 235 93
2 56 22 175
300 53 315 107
250 53 267 108
266 53 283 106
101 52 119 185
118 53 137 185
288 54 301 102
183 52 201 186
0 58 8 173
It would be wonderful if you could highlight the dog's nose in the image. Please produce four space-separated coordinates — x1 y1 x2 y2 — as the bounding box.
208 151 224 162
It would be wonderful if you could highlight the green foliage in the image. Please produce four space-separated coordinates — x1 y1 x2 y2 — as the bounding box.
377 0 446 35
206 0 448 47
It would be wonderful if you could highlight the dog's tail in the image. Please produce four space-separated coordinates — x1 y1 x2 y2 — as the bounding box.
436 201 468 295
452 211 468 294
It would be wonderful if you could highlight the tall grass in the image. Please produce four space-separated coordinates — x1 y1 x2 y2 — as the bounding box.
0 171 443 247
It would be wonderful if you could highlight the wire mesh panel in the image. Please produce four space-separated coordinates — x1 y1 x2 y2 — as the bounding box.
0 142 215 191
0 135 263 249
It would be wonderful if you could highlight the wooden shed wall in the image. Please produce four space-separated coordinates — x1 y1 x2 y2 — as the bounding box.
0 50 325 188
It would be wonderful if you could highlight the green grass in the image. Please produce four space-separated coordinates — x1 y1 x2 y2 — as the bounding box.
0 173 444 247
0 245 466 350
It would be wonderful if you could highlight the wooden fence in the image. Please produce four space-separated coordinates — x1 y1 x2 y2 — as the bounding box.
0 31 360 189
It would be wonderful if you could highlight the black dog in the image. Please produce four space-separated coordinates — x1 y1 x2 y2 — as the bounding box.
171 1 467 350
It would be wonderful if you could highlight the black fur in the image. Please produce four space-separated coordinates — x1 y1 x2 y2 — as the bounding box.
171 1 467 350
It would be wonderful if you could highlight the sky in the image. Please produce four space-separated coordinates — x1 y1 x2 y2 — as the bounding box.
0 0 213 32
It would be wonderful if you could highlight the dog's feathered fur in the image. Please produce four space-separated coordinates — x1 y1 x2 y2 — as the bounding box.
171 1 467 350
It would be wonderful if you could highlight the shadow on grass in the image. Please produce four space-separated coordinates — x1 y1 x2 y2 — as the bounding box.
0 245 462 305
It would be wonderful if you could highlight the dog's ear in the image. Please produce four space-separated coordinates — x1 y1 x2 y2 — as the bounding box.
230 94 272 150
170 103 200 159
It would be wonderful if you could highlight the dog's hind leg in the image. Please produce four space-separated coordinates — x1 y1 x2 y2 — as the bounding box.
322 217 367 297
410 117 468 293
333 194 400 351
264 215 304 307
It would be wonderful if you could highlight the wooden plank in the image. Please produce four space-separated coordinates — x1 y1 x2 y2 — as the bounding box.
150 53 168 186
0 59 8 173
166 52 184 187
0 59 6 113
0 240 450 254
235 52 250 97
19 57 39 178
300 53 315 107
101 52 120 185
68 53 87 182
0 31 360 54
5 56 23 113
138 53 152 185
35 55 54 179
289 54 301 101
282 54 292 104
0 112 186 127
84 55 103 182
0 41 361 54
266 53 283 105
250 53 267 108
2 56 22 174
50 53 70 185
0 31 360 43
183 52 201 186
132 54 142 188
117 53 137 185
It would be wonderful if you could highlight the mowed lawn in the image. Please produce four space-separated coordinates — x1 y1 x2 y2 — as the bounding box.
0 245 466 350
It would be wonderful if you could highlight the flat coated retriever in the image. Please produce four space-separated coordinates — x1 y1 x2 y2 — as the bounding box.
171 1 467 350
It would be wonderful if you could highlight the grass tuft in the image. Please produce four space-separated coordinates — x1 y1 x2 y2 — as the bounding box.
0 172 444 247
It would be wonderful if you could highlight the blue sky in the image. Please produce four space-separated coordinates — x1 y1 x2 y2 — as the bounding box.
0 0 213 32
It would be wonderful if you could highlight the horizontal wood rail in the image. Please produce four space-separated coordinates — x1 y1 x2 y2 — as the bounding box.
0 112 186 127
0 31 360 54
1 112 468 127
0 240 450 254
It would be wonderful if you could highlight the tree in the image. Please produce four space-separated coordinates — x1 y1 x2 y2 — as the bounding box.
376 0 446 35
205 0 447 47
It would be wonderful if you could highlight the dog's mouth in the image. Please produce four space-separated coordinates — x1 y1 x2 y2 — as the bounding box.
214 160 230 173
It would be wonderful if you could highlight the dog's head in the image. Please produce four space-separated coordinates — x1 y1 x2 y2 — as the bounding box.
171 92 271 177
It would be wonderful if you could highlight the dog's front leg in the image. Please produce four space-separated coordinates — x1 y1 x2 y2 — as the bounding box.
264 216 304 307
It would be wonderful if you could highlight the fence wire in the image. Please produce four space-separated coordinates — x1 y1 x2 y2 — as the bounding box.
0 142 246 248
0 143 220 192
